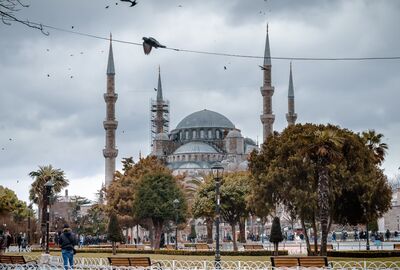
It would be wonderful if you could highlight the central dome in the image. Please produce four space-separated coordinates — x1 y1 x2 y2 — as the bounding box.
176 109 235 130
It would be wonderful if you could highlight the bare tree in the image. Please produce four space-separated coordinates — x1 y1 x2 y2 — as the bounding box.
1 0 48 34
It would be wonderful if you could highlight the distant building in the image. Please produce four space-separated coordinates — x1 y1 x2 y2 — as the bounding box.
379 188 400 232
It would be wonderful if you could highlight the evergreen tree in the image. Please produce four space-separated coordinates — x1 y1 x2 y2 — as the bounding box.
108 212 123 255
269 216 283 255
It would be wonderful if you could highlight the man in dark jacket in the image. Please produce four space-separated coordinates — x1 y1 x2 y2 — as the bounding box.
58 224 77 269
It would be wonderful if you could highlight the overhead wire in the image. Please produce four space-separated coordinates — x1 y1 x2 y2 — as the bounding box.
17 21 400 62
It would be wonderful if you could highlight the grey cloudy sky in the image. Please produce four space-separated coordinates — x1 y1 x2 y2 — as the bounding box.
1 0 399 203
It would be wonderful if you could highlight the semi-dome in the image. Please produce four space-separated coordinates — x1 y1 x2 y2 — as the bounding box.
226 129 242 138
175 109 235 130
154 133 169 140
174 141 218 154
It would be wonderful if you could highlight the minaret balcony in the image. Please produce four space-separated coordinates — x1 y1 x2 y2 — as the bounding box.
260 86 275 96
103 120 118 130
103 148 118 158
260 114 275 123
104 93 118 102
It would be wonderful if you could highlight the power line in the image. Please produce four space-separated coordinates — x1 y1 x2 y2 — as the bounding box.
26 22 400 62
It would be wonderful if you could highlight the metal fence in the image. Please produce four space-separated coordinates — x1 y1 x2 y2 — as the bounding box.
2 256 400 270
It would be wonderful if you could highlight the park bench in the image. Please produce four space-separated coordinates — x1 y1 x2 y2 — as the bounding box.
271 256 329 268
165 244 175 250
298 256 328 268
394 244 400 250
270 256 299 268
243 244 264 250
310 244 334 252
195 243 210 250
108 257 162 269
0 255 37 265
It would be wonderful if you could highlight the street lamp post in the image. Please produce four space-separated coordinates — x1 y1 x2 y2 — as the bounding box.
44 179 54 254
173 199 180 250
211 162 224 269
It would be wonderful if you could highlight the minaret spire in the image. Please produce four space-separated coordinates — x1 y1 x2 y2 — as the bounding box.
103 34 118 186
107 33 115 75
260 24 275 142
286 62 297 126
157 65 163 101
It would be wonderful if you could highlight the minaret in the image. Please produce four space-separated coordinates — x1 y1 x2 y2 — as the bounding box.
286 63 297 126
150 66 170 149
103 34 118 186
260 25 275 142
155 66 164 134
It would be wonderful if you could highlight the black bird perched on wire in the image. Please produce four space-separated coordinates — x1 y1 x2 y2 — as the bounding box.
120 0 137 7
142 37 166 55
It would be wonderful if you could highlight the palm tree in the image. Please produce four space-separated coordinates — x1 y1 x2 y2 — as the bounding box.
29 165 68 247
361 130 388 250
306 129 343 256
362 130 388 165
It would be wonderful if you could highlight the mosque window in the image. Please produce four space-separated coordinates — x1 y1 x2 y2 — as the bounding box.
208 130 212 139
216 130 221 139
179 132 183 140
192 130 196 139
185 130 189 140
200 130 204 138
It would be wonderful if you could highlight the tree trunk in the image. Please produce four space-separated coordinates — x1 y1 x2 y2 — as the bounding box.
153 219 163 250
231 223 237 251
239 217 246 243
112 241 116 255
318 167 329 256
206 218 213 244
301 217 311 255
312 216 318 255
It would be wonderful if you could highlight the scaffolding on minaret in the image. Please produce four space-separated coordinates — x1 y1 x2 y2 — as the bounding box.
150 66 170 148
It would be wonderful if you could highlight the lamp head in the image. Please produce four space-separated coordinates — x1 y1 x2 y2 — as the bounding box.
173 199 180 208
211 162 224 180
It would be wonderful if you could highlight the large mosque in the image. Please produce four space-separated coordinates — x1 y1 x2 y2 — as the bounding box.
103 28 297 185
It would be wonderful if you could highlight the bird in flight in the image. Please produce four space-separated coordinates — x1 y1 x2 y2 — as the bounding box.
142 37 166 55
105 5 109 8
120 0 137 7
224 66 227 70
259 65 267 70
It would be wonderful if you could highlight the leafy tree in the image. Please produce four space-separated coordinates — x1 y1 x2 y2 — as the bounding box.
0 186 29 220
249 124 392 256
270 216 283 255
132 172 187 249
106 156 169 228
192 176 216 244
28 165 68 246
220 172 251 251
108 212 123 255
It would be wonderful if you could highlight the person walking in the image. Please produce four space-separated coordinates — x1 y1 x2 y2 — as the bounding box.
58 224 77 270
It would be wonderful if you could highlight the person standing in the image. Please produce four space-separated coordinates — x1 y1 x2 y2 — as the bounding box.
5 231 12 252
17 232 23 252
0 230 6 255
58 224 77 270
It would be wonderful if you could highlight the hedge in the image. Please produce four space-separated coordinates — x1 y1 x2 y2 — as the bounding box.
327 250 400 258
32 248 287 256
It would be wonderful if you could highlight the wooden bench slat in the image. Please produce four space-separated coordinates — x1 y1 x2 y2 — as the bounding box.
299 257 328 267
195 243 210 250
0 255 36 265
271 257 299 267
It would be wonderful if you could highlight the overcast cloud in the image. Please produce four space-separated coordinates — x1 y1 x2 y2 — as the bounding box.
1 0 399 203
